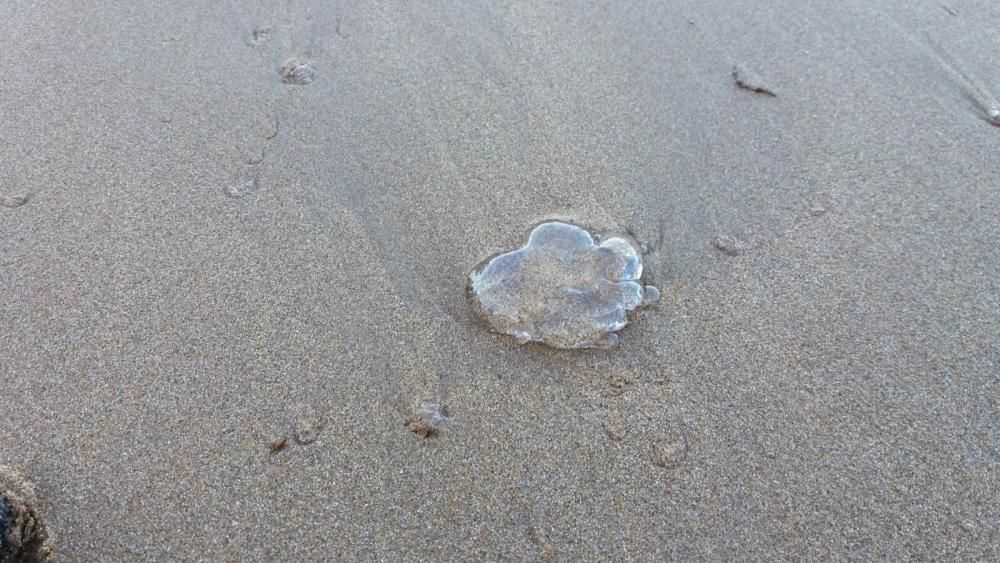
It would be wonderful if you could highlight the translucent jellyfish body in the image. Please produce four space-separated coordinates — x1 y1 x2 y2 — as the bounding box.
468 222 660 349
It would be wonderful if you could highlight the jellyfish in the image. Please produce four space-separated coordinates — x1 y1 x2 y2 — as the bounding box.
468 222 659 349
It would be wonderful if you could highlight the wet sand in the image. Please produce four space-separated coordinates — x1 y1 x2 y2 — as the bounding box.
1 0 998 559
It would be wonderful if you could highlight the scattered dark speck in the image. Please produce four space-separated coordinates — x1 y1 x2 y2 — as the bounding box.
246 148 265 165
224 174 259 198
711 235 744 256
294 416 321 445
407 403 447 438
407 421 437 438
335 18 350 39
270 437 288 455
249 25 273 46
256 116 280 140
732 64 777 97
0 498 10 544
0 194 31 209
280 58 314 85
651 434 688 469
807 194 833 217
606 369 640 397
602 412 629 441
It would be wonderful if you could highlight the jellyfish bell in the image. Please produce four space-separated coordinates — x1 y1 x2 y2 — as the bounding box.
468 221 659 349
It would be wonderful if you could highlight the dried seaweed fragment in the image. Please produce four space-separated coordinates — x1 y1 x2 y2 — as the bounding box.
732 64 777 97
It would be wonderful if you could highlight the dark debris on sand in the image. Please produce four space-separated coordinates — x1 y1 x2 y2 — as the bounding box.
0 467 53 563
732 64 777 97
407 403 447 438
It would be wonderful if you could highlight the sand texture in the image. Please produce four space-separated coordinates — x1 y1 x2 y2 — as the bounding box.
1 0 998 559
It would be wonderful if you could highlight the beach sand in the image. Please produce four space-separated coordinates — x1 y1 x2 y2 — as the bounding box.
1 0 997 559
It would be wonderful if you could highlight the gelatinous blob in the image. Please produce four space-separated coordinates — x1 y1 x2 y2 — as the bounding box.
224 174 259 198
279 58 314 85
468 222 659 349
407 403 447 438
642 285 661 306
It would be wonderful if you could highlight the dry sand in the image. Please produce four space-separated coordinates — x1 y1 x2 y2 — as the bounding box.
1 0 998 559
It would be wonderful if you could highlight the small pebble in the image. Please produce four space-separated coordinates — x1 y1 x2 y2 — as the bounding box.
0 194 30 209
224 175 259 198
987 106 1000 126
270 437 288 455
294 417 321 445
279 59 314 85
255 115 280 139
711 235 744 256
603 417 628 441
651 436 688 468
407 403 447 438
246 148 265 165
732 64 777 97
248 25 273 46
